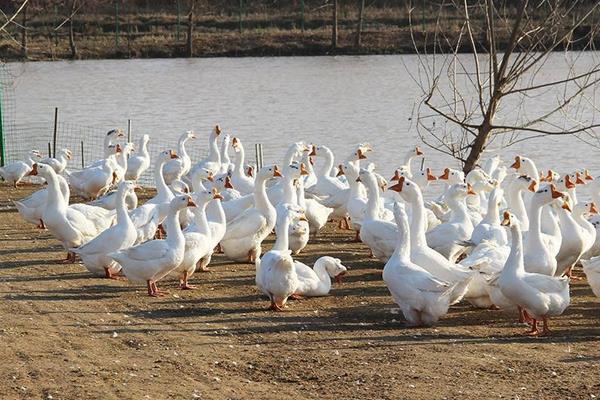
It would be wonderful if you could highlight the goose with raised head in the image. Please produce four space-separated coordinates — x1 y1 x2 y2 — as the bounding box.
230 137 255 195
221 165 281 262
219 134 234 175
109 195 196 297
169 189 222 289
255 203 301 311
554 194 587 277
510 155 539 184
394 146 424 179
102 128 125 158
14 171 70 229
470 187 507 246
214 175 241 202
163 131 196 185
297 174 333 236
125 134 151 182
40 148 71 174
504 175 536 231
498 212 570 336
338 161 367 234
71 181 138 278
0 150 41 187
388 177 473 305
383 202 463 326
190 125 222 177
111 142 134 184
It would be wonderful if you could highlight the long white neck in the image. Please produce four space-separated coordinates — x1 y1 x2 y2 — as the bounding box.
192 202 211 236
207 133 221 163
364 177 381 220
348 173 362 198
46 171 69 215
271 214 290 251
447 196 470 225
179 137 190 163
392 209 411 261
505 223 525 276
116 188 131 225
407 189 428 247
313 259 332 292
233 145 245 175
296 179 307 209
254 175 273 212
319 147 335 177
283 147 297 166
191 175 207 193
117 151 128 169
527 200 546 248
507 187 528 230
103 136 114 158
155 159 171 199
573 211 593 233
209 198 226 225
220 139 230 166
482 194 500 225
165 207 185 248
281 176 297 205
139 138 149 158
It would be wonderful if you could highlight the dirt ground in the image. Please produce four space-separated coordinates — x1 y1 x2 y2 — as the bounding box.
0 184 598 400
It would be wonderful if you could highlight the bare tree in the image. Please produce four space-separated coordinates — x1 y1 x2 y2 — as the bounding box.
408 0 600 173
332 0 338 49
20 2 28 58
355 0 365 48
186 0 196 57
68 0 77 59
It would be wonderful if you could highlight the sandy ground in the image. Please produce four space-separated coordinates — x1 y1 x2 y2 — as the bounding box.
0 184 598 400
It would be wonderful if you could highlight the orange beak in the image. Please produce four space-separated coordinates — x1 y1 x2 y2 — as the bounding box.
467 183 476 195
562 202 572 212
510 156 521 170
539 171 546 182
390 170 401 182
214 125 222 135
575 172 586 185
355 176 362 183
206 171 214 182
187 198 198 207
590 202 599 214
546 170 554 182
169 150 179 159
115 144 122 153
585 169 594 180
388 176 405 192
564 175 576 189
336 165 345 177
112 171 118 185
273 165 283 177
27 163 39 176
550 184 564 199
528 180 538 192
212 187 225 200
232 137 239 147
426 168 437 181
334 271 346 284
357 149 367 160
415 146 423 156
500 211 511 226
246 166 254 177
224 176 234 189
300 163 309 176
309 145 317 157
439 168 450 180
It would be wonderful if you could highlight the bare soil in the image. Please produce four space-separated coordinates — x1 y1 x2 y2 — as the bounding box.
0 184 598 400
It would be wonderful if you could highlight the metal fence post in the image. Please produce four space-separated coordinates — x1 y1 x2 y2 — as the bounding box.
47 142 51 157
127 119 132 142
80 140 84 168
115 0 120 48
0 85 4 167
52 107 58 158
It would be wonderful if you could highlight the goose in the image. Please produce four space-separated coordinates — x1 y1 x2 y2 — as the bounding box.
481 155 501 177
213 175 241 202
504 175 536 231
67 152 118 200
388 177 473 304
39 148 71 174
581 257 600 297
29 163 110 261
230 137 255 195
510 155 539 184
294 256 347 297
71 181 138 278
523 184 565 276
465 168 496 222
163 131 196 185
572 200 597 259
425 183 476 262
394 146 424 179
497 212 570 336
218 134 234 175
87 188 138 211
190 125 222 177
0 150 41 187
145 150 179 217
111 143 134 184
297 174 333 236
338 161 367 235
554 194 587 277
196 187 228 272
255 203 302 311
301 146 318 190
359 169 398 262
221 165 281 262
102 128 125 158
14 171 70 229
469 187 508 246
383 202 462 326
169 189 222 289
125 134 151 182
109 195 196 297
390 167 437 191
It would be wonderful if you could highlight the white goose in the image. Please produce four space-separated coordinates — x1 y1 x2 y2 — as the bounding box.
470 187 507 246
219 134 234 175
230 137 255 195
0 150 41 187
581 257 600 297
110 195 196 297
255 203 301 311
554 194 587 277
125 134 151 182
14 171 70 229
297 175 333 236
221 165 280 262
190 125 222 177
383 202 461 326
102 128 125 158
510 155 539 184
394 146 424 178
68 151 118 200
88 188 138 211
169 189 221 289
40 148 71 174
294 256 347 297
71 181 138 278
504 175 536 231
163 131 196 185
498 212 570 336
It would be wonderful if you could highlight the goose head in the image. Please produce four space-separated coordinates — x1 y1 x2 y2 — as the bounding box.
447 182 476 200
357 168 377 187
531 183 564 207
27 162 52 179
438 167 465 184
181 130 196 142
573 200 598 218
246 164 254 178
211 125 222 138
337 161 359 180
231 137 242 152
58 148 72 160
170 179 190 195
405 167 437 189
500 211 514 226
349 143 372 161
107 128 125 139
387 176 421 203
556 174 577 192
317 256 348 284
466 168 497 193
404 146 424 163
171 194 197 212
510 175 537 194
258 164 283 181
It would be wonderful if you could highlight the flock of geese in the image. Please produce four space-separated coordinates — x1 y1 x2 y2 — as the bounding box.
2 126 600 335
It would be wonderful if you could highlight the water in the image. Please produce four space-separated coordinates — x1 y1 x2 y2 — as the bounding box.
7 54 600 181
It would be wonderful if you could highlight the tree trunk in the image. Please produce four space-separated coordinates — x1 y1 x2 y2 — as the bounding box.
332 0 338 49
462 99 499 173
20 3 28 59
355 0 365 48
69 1 78 59
186 0 195 57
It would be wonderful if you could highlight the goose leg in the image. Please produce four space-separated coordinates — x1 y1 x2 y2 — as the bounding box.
526 319 540 336
37 219 46 229
152 282 168 296
541 316 552 336
179 271 197 290
104 267 124 280
147 280 160 297
289 293 304 300
354 230 361 242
